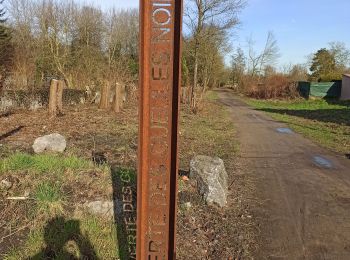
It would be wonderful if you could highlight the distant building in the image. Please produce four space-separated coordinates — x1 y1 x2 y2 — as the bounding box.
341 74 350 100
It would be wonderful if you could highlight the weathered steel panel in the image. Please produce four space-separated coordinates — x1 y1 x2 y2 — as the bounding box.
137 0 183 259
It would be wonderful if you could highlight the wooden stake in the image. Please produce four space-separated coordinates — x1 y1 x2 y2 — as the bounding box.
112 83 122 113
99 82 110 110
49 79 58 116
57 80 64 115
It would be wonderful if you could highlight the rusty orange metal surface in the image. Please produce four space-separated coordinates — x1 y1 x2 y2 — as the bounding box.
137 0 183 259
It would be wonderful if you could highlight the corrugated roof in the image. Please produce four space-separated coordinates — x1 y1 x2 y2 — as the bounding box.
343 74 350 78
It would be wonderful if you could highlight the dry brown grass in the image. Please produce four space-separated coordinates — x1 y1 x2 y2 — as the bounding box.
1 91 259 259
176 91 259 259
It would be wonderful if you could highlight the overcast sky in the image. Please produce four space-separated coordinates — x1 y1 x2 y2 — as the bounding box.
76 0 350 68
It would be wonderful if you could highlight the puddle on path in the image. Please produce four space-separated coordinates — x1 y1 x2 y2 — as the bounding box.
313 156 333 169
276 128 294 134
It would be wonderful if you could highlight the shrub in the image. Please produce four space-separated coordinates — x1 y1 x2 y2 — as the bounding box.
242 74 300 99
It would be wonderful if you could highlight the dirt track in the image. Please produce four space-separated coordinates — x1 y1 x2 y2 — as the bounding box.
218 90 350 259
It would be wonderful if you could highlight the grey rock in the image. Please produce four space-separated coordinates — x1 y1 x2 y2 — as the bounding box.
183 202 192 209
29 100 43 110
32 133 67 154
190 155 228 207
83 200 114 218
1 179 12 190
0 97 16 112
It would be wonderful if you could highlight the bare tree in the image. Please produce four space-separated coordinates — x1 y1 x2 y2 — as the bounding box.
0 0 12 90
329 41 350 71
184 0 246 103
103 8 138 84
6 0 139 99
288 64 308 82
198 25 228 91
231 47 246 86
247 31 280 76
7 0 36 89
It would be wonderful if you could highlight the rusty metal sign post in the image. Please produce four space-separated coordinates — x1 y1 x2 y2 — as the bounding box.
137 0 183 259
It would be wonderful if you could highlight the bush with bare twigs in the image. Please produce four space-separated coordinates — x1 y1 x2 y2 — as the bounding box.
242 74 300 99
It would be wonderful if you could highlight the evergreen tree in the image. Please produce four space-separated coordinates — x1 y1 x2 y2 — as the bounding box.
310 48 336 81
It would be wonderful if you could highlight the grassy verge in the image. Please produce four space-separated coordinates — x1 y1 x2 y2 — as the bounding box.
1 91 242 259
0 153 90 175
4 215 118 260
0 153 118 259
245 98 350 154
177 92 258 259
178 91 238 203
179 91 238 168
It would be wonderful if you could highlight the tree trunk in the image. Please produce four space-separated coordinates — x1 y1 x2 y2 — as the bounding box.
112 83 122 113
57 80 64 115
99 82 110 110
191 0 203 110
192 48 199 108
181 86 187 104
49 79 58 117
203 69 209 93
0 74 4 96
191 92 197 113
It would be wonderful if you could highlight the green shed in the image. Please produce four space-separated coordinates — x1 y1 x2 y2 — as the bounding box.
310 81 342 98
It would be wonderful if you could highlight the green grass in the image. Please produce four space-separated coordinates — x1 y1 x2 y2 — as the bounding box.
34 182 64 215
206 90 219 101
112 167 136 184
248 98 350 111
180 91 238 169
4 216 118 260
1 152 118 259
0 153 91 175
245 98 350 153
